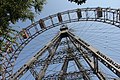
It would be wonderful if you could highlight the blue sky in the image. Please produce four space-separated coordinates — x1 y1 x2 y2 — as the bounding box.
13 0 120 30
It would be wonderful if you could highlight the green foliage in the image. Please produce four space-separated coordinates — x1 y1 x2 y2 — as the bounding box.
68 0 86 5
0 0 46 24
0 0 46 52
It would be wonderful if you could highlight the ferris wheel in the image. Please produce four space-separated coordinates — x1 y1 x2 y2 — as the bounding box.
1 7 120 80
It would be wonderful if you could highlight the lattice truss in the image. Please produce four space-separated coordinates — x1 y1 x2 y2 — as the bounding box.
1 7 120 80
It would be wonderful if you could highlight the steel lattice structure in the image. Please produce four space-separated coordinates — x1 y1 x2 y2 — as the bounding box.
1 7 120 80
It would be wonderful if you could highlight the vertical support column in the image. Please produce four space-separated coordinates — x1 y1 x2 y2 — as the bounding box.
59 59 69 80
103 10 106 22
113 12 115 25
74 57 90 80
39 19 46 29
94 55 98 73
118 9 120 27
105 8 111 20
94 10 97 21
34 26 39 32
49 16 54 27
57 13 63 23
85 9 88 20
119 9 120 21
118 9 120 26
116 10 119 22
68 11 71 22
105 8 108 20
26 29 32 37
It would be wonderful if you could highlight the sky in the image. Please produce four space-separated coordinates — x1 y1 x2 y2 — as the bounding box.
13 0 120 80
13 0 120 30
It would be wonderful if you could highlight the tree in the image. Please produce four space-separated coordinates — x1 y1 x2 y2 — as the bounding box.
68 0 86 5
0 0 46 72
0 0 46 51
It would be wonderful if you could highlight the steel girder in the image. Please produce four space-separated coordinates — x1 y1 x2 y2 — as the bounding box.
58 37 90 80
10 31 62 80
67 30 120 79
10 27 120 80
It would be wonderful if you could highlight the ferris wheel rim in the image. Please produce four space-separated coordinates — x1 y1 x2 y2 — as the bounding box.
3 7 120 79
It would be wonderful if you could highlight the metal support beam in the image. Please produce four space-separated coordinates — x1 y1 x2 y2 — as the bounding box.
67 31 120 79
37 37 61 80
33 52 84 67
68 32 106 80
10 32 62 80
93 55 98 73
58 58 69 80
43 70 92 80
74 57 90 80
9 27 120 80
29 67 38 79
59 37 90 80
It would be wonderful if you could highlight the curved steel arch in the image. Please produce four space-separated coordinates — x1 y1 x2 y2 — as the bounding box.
2 7 120 79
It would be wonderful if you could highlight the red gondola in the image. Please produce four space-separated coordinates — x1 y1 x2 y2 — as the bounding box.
21 29 29 39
